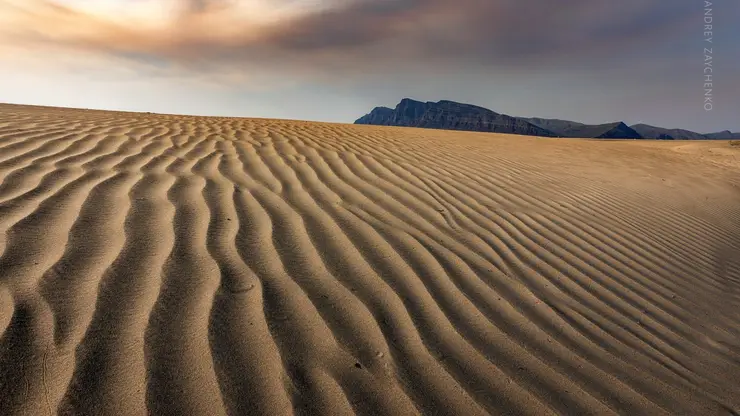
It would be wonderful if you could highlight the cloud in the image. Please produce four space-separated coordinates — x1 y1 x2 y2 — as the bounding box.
0 0 737 80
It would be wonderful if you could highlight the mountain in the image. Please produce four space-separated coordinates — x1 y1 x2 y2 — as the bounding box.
630 124 708 140
568 122 642 139
355 99 559 137
521 118 586 136
356 98 737 140
705 130 740 140
525 118 641 139
356 106 395 125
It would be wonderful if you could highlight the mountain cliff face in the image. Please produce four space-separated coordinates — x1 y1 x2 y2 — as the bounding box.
355 99 559 137
356 106 395 125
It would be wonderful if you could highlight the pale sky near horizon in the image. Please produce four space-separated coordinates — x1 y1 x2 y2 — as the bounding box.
0 0 738 133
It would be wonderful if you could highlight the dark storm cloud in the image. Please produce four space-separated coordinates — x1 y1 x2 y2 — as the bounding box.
253 0 701 67
3 0 723 73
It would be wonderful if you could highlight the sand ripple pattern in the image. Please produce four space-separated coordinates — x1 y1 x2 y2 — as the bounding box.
1 105 739 415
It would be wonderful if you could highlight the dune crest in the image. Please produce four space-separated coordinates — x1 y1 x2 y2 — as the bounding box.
0 104 739 415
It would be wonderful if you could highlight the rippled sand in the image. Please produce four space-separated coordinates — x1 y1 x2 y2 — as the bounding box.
0 104 738 415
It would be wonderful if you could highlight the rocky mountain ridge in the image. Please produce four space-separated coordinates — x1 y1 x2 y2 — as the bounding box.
355 99 738 139
356 99 558 137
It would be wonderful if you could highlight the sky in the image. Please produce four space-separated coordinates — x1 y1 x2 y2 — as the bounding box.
0 0 738 133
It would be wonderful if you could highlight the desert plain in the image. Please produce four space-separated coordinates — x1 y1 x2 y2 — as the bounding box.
0 103 738 415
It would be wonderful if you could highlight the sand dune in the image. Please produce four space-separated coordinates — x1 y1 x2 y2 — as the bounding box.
0 103 738 415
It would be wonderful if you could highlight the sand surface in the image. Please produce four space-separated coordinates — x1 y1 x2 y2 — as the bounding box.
0 103 739 415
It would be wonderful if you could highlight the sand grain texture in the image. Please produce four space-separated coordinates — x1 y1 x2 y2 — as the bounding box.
0 104 739 415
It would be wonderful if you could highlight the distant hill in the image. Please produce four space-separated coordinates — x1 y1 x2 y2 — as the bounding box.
356 98 736 140
521 118 587 136
525 118 641 139
705 130 740 140
355 99 559 137
570 122 642 139
631 124 710 140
